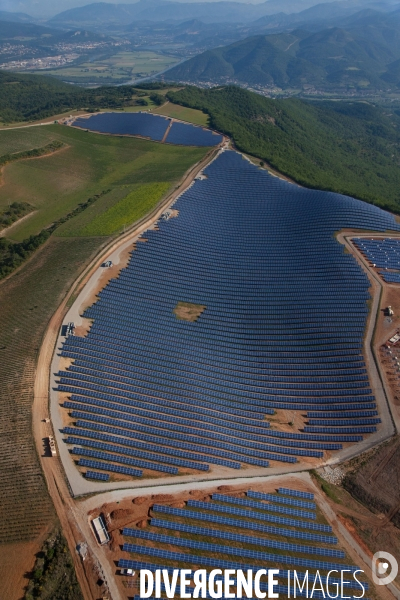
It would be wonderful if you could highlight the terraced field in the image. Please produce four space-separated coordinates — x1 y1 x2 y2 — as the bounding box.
0 237 106 539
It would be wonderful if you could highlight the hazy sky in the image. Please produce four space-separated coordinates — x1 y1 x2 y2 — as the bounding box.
0 0 270 18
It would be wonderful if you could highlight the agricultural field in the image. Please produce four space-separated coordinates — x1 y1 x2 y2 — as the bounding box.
77 182 171 236
0 125 208 241
28 51 180 86
152 102 209 126
0 235 105 600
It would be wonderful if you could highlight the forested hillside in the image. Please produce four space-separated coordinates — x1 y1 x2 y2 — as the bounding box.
0 71 145 122
168 86 400 210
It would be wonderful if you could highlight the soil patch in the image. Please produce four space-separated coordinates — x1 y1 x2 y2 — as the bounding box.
173 301 206 322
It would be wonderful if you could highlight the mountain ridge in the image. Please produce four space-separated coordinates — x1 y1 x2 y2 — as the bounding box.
164 9 400 90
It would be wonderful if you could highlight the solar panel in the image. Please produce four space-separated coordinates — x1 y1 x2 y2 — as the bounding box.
85 470 109 481
78 458 142 477
212 493 316 519
247 490 316 509
278 488 314 500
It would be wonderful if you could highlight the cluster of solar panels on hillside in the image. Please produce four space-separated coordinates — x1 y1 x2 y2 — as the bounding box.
73 112 223 146
117 488 369 599
353 238 400 283
58 150 399 480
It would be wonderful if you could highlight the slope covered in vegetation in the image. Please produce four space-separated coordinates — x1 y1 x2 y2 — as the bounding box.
0 70 148 123
168 85 400 210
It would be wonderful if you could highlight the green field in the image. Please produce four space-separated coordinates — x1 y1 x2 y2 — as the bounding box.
152 102 209 126
77 182 171 236
0 125 208 241
29 51 180 85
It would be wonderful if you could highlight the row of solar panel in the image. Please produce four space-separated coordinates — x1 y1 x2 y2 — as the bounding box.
148 518 345 558
64 406 295 464
79 458 142 477
247 490 315 509
152 504 337 543
212 494 316 520
63 347 369 383
61 399 288 451
86 324 366 353
64 403 358 452
73 416 340 458
66 402 364 445
72 446 178 474
66 435 210 471
67 415 319 460
187 500 330 532
59 376 272 434
85 470 109 481
59 370 373 401
67 367 272 420
66 360 371 390
63 380 376 419
72 420 273 466
379 272 400 283
64 426 241 469
70 354 370 391
121 532 356 571
63 334 367 363
71 350 369 381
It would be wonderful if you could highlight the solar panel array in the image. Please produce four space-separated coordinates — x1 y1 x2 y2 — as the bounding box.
379 270 400 283
58 150 399 480
152 504 337 543
74 112 170 141
118 489 368 599
211 493 316 520
353 238 400 269
73 112 222 146
165 121 223 146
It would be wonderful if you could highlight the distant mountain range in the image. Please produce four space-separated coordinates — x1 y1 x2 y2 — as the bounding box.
47 0 395 27
0 19 109 43
165 6 400 90
0 10 34 22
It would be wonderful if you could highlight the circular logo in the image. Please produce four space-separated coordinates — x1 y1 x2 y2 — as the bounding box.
372 551 398 586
